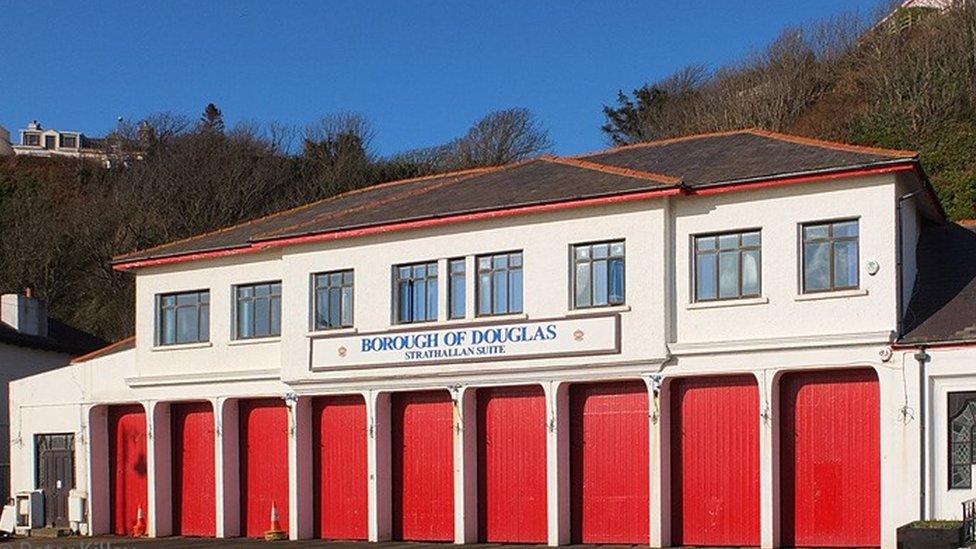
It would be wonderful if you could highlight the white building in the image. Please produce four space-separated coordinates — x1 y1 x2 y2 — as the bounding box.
9 129 976 548
10 121 110 163
0 291 104 510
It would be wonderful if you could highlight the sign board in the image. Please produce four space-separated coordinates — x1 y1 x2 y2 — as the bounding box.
310 314 619 370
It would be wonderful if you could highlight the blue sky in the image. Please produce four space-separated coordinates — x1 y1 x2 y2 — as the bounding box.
1 1 882 156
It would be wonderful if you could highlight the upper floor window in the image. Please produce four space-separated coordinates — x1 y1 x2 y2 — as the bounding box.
573 241 625 308
44 135 56 149
60 135 78 149
801 220 858 293
157 290 209 346
449 258 466 319
24 133 40 146
314 270 353 330
236 281 281 339
395 262 438 324
949 392 976 489
477 251 523 316
694 231 761 301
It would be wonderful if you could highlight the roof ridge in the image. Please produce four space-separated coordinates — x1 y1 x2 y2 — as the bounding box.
111 165 500 264
741 128 918 158
71 335 135 364
541 155 681 185
574 129 756 158
250 166 498 241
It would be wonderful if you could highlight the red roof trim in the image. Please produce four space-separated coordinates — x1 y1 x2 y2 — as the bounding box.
686 162 916 196
71 335 136 364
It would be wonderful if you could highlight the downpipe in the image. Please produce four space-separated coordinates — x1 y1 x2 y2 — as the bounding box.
915 346 930 521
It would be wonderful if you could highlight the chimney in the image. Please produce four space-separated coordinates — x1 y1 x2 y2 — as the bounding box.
1 290 48 337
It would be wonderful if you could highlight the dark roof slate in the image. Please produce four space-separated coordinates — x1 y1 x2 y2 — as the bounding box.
580 130 915 188
900 222 976 345
112 129 919 266
0 318 107 355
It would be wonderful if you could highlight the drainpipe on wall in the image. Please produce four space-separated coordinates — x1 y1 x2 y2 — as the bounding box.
915 346 931 521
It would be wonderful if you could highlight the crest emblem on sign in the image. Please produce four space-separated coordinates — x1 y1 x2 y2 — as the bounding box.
573 329 585 341
337 346 347 357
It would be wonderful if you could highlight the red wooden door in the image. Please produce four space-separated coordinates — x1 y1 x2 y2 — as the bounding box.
109 405 148 536
781 369 880 547
313 395 368 540
569 381 649 544
171 402 216 537
671 375 760 546
477 386 547 543
239 399 289 538
391 391 454 541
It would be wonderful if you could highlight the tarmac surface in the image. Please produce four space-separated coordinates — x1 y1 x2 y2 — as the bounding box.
0 538 654 549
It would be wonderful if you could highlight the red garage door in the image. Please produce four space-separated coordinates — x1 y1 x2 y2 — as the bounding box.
781 369 880 547
313 395 368 540
477 386 547 543
671 375 760 547
109 405 148 536
391 391 454 541
172 402 216 537
239 399 289 538
570 381 648 544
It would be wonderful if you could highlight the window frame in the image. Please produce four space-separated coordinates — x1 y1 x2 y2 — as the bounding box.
571 240 626 309
448 258 466 320
155 289 210 346
692 229 763 302
393 260 439 324
475 251 524 317
799 218 860 294
233 280 282 340
59 134 78 149
312 269 355 331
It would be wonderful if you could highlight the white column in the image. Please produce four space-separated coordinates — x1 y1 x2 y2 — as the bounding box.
545 381 570 546
647 374 669 548
367 391 392 541
288 395 313 539
452 385 478 543
215 398 240 538
147 400 172 537
758 369 779 549
86 405 110 536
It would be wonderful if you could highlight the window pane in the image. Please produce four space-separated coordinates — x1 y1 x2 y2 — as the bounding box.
270 296 281 336
329 287 341 328
161 307 176 345
427 278 438 320
696 254 717 300
610 242 625 257
804 224 829 240
510 253 522 267
741 232 761 247
575 246 590 261
478 273 492 315
176 306 197 344
478 257 491 271
493 255 508 270
255 284 270 298
315 289 329 329
593 244 609 259
450 272 465 319
575 263 591 308
343 271 353 285
696 236 715 251
833 220 858 238
254 297 270 337
412 277 426 321
718 251 739 298
833 240 859 288
509 268 523 313
718 234 739 250
493 271 508 314
330 272 342 286
161 295 176 308
451 259 465 274
239 286 254 299
804 242 831 291
199 304 209 341
238 299 254 338
341 286 353 326
609 257 625 304
177 292 198 307
398 281 411 323
271 282 282 296
742 250 760 296
593 259 608 306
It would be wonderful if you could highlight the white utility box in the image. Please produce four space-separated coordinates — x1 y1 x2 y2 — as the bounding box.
13 490 43 535
68 489 87 533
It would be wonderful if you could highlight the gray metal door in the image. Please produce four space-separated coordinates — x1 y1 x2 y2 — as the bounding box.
35 434 74 528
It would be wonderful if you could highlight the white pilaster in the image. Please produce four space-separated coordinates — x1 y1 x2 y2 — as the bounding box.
216 398 240 538
288 395 313 539
367 391 392 541
759 369 779 549
648 374 669 548
147 400 172 537
452 385 478 543
86 405 110 536
545 381 570 546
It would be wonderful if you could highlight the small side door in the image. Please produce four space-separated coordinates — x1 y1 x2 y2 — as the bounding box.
35 434 75 528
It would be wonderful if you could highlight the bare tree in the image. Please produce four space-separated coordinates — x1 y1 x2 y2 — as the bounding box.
447 108 552 168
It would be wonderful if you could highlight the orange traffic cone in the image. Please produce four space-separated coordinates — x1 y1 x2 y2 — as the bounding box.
264 500 286 541
131 504 147 537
